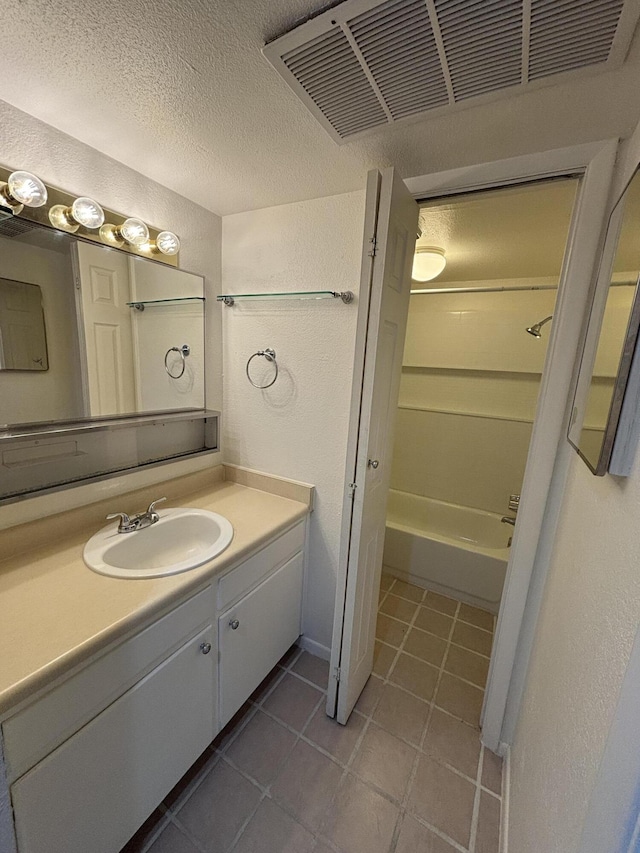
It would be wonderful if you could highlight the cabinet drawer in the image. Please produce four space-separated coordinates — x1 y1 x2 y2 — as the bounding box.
217 522 304 611
11 626 215 853
3 585 213 782
219 552 303 728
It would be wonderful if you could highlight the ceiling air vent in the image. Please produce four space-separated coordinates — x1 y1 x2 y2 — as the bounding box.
263 0 638 143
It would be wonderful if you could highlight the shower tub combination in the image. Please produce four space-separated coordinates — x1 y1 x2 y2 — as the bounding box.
382 489 510 613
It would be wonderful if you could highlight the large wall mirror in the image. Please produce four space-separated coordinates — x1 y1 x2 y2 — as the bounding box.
0 218 205 430
569 167 640 475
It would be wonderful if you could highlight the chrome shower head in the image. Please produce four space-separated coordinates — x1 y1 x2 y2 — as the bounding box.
526 315 553 338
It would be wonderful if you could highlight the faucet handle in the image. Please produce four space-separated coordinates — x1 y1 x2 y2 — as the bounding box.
146 497 167 515
106 512 136 533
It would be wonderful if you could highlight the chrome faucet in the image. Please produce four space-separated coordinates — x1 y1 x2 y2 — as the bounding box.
107 497 167 533
501 493 520 528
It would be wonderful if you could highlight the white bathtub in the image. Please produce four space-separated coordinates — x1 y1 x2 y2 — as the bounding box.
383 490 509 613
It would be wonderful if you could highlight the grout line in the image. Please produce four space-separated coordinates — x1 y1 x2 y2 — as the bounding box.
469 746 486 853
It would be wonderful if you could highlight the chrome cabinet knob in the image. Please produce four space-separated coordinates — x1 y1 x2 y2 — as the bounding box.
229 619 240 630
368 459 379 469
200 642 212 655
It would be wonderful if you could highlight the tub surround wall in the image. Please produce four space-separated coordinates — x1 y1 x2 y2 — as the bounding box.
221 190 363 654
392 283 557 516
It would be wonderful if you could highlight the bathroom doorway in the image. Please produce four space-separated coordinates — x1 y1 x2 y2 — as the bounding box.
329 140 618 742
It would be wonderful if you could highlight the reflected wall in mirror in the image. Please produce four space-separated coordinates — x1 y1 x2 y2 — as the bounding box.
0 278 48 370
569 168 640 474
0 219 205 429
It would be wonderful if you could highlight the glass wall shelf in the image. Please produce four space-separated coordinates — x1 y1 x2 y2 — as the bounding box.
217 290 354 305
127 297 205 311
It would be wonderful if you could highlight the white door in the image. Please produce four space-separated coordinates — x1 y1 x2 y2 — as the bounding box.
328 168 418 724
73 242 136 416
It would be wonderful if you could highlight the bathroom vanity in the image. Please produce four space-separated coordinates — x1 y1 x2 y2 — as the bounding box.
0 467 312 853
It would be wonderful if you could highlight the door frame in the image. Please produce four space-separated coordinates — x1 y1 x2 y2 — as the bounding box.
405 139 619 752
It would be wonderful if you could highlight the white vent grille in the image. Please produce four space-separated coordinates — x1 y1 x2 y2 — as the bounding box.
263 0 636 143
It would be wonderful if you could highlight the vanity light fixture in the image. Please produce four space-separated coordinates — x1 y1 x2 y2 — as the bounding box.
146 230 181 256
412 246 446 283
49 197 105 232
0 170 48 213
100 217 150 248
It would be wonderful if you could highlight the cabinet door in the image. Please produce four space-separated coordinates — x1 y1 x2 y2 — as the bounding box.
219 552 303 727
12 627 215 853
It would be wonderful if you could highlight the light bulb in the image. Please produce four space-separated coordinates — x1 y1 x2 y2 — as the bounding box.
412 247 446 282
155 231 180 255
120 218 149 246
0 170 48 212
71 197 104 228
49 196 105 232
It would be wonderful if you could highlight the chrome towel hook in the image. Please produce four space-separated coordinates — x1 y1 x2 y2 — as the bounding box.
165 344 190 379
246 348 278 389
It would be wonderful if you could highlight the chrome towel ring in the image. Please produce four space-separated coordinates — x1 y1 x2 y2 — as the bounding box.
165 344 190 379
246 348 278 389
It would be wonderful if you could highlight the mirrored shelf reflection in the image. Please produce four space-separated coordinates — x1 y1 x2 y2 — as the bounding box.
127 297 205 311
217 290 354 305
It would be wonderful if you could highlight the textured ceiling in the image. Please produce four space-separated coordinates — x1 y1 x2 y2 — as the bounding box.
2 0 640 216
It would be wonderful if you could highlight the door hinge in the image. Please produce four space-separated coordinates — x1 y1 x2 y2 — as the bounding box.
348 482 357 499
368 236 377 257
333 666 341 682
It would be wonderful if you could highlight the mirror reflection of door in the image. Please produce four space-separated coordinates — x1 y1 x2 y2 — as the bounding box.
0 279 48 371
577 169 640 471
74 242 137 417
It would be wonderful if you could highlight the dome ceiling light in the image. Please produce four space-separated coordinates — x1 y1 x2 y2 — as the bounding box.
411 247 446 282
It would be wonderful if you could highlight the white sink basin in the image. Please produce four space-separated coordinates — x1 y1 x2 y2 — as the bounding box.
84 507 234 579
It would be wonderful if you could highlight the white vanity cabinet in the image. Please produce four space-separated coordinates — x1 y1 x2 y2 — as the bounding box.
2 517 307 853
4 587 217 853
217 521 305 727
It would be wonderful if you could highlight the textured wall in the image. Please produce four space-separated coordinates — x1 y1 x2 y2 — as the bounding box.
0 99 222 411
508 121 640 853
222 191 364 651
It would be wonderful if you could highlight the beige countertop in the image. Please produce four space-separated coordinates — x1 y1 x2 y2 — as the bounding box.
0 469 310 717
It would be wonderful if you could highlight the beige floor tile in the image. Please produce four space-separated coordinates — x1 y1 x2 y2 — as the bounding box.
176 761 261 852
305 704 366 763
225 711 296 785
408 754 476 847
351 723 416 801
424 591 458 616
390 653 439 702
262 672 323 731
322 774 399 853
458 603 495 631
212 702 255 752
278 644 302 669
423 708 481 779
392 579 425 602
452 621 493 657
395 814 458 853
435 673 484 727
145 821 201 853
380 572 395 591
376 613 410 647
372 682 430 746
249 666 285 704
445 645 490 688
355 674 384 716
414 607 454 639
291 651 331 690
475 791 501 853
373 641 397 677
404 626 447 667
379 594 419 622
482 748 503 795
233 798 315 853
312 844 335 853
271 740 343 830
163 749 218 810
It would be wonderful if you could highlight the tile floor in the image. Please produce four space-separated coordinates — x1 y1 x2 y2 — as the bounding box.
122 575 502 853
